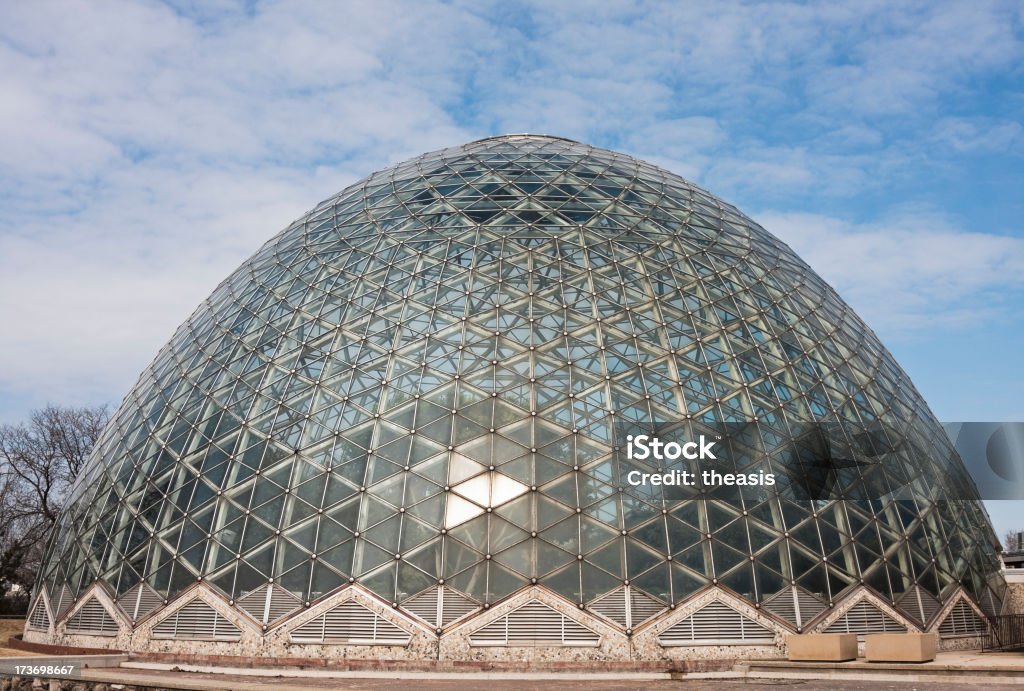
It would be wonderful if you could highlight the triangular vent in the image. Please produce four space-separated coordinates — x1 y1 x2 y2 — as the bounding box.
979 587 1002 618
27 596 51 632
630 588 665 625
938 600 987 638
589 588 627 627
824 600 906 637
402 587 439 626
441 587 479 626
52 585 75 619
469 600 600 647
152 599 241 640
896 585 941 625
402 586 478 628
237 584 302 625
658 600 774 646
267 586 302 621
589 587 665 629
763 586 826 629
117 583 163 623
65 597 119 636
290 600 411 645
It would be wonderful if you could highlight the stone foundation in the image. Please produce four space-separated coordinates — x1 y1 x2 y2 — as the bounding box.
20 582 994 662
1003 571 1024 614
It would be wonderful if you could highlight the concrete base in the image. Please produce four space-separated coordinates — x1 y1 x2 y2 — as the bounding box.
10 651 1024 689
786 633 857 661
864 633 937 663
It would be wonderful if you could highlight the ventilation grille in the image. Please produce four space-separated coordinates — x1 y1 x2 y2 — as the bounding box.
630 588 665 625
939 601 987 638
896 585 941 625
117 583 163 622
403 587 439 625
402 586 479 628
980 587 1002 618
658 600 774 646
52 585 75 619
763 587 826 629
824 600 907 637
152 599 242 640
441 587 478 626
919 588 942 623
237 584 302 625
469 600 600 647
290 600 411 645
589 587 664 629
268 586 302 621
590 588 627 627
65 598 119 636
27 597 51 631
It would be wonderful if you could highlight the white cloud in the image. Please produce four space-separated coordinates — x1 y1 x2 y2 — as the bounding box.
0 0 1021 422
759 210 1024 333
931 117 1024 153
0 1 493 421
807 1 1021 115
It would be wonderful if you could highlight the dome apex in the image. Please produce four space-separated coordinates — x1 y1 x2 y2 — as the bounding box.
466 133 583 145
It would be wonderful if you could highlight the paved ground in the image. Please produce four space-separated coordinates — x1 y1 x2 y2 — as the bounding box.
71 669 1024 690
3 646 1024 689
0 619 31 657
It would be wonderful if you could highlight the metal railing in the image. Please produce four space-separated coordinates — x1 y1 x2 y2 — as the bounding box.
985 615 1024 651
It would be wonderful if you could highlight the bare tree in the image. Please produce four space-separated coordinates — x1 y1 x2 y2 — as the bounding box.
0 404 109 596
1004 529 1024 553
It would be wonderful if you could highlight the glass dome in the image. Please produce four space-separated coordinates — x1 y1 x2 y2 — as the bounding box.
28 135 1002 655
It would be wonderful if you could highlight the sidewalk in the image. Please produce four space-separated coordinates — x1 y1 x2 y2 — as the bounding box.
743 650 1024 684
4 650 1024 689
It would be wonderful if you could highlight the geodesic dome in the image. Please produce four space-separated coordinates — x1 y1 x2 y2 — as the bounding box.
27 135 1002 661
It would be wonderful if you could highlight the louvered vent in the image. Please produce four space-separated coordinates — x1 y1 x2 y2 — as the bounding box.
52 585 75 619
896 585 941 625
27 597 51 631
268 586 302 622
630 588 665 625
657 600 774 646
762 589 796 625
469 600 600 647
65 597 119 636
402 587 478 628
590 588 628 627
290 600 411 645
238 584 301 624
403 587 439 626
117 583 163 622
152 599 241 640
919 589 941 623
824 600 907 637
980 588 1001 618
763 587 826 629
237 585 270 622
938 601 987 638
589 587 664 629
441 587 478 626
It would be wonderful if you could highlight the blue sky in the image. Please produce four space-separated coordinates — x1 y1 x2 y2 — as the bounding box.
0 1 1022 531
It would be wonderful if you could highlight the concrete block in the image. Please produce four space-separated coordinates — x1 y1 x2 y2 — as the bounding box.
864 633 937 662
786 633 857 661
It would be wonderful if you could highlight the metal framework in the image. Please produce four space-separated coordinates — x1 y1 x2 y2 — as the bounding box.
30 135 1003 656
